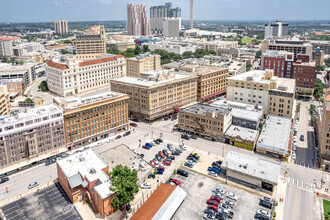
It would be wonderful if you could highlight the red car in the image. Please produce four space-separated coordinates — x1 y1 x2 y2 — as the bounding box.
207 205 218 212
210 196 221 203
162 160 171 166
130 123 138 127
206 199 219 206
150 160 155 167
158 151 165 158
170 178 181 186
157 166 165 171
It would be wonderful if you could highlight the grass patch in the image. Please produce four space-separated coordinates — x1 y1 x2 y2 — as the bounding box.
324 199 330 219
241 37 252 44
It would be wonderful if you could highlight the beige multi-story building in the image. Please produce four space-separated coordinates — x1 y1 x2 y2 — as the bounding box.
318 89 330 171
0 104 66 171
126 53 161 77
76 25 106 55
227 70 295 118
0 91 10 116
0 63 36 90
54 91 129 150
54 20 68 36
46 54 126 97
127 4 150 36
110 70 197 121
178 103 232 140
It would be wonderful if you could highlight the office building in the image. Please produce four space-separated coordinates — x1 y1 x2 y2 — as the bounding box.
57 149 116 218
146 41 197 55
256 115 292 158
264 21 289 39
310 40 330 55
163 17 181 38
0 104 65 169
261 38 313 69
190 0 194 29
126 53 161 77
263 50 316 89
178 104 232 140
13 42 45 57
0 39 13 58
0 63 36 90
150 3 181 36
54 20 69 35
0 91 10 116
110 70 197 121
318 89 330 171
127 4 150 36
54 91 129 149
46 54 126 97
76 25 106 55
224 125 259 151
313 48 325 66
227 70 295 118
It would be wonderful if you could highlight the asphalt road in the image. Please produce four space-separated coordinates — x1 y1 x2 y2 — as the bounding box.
283 183 316 220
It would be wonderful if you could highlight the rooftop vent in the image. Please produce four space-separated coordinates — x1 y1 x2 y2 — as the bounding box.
89 168 96 174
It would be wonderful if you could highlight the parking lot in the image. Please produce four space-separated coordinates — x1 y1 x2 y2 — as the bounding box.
1 183 82 220
172 171 263 220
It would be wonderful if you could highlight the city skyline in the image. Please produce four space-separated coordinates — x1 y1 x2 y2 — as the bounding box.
0 0 330 23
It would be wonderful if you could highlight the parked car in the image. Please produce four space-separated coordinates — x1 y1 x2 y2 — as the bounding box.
223 200 234 208
177 169 189 177
162 160 171 166
203 214 215 220
0 177 9 184
115 135 121 139
172 150 181 155
190 152 200 159
181 134 190 140
162 149 169 157
131 118 139 122
226 192 238 201
143 145 151 150
207 205 218 212
150 160 155 167
292 145 296 151
107 139 114 143
169 178 181 186
140 183 151 189
213 192 224 200
167 144 174 152
213 188 225 194
130 122 138 127
300 135 305 141
260 197 273 204
216 212 229 220
207 199 219 206
155 154 162 162
167 156 175 161
256 209 271 218
259 200 273 209
123 131 131 136
184 162 193 168
156 169 163 175
45 158 56 166
154 140 160 145
156 138 163 143
28 182 39 189
158 151 165 158
210 196 221 203
208 171 218 177
254 213 270 220
145 143 153 148
292 153 296 160
212 162 222 168
204 208 216 216
190 135 197 140
156 166 165 171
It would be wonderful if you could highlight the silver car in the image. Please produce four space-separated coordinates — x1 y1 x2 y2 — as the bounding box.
28 182 39 189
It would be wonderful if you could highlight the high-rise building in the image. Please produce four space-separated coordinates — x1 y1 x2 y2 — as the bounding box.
46 54 126 97
190 0 194 29
0 104 66 169
110 70 197 121
127 4 150 36
0 90 10 116
0 63 36 90
227 70 295 118
54 91 129 149
263 50 316 89
0 39 13 58
76 25 106 55
264 21 289 39
150 3 181 36
163 17 181 38
54 20 69 36
126 53 161 77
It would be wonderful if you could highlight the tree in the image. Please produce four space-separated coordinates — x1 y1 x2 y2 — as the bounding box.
256 50 262 59
142 45 149 53
24 98 32 102
296 102 301 113
246 61 252 71
310 104 316 114
316 65 325 71
311 115 317 126
109 165 139 210
325 58 330 67
182 51 194 59
133 44 142 55
2 57 8 63
38 81 48 91
314 78 324 99
60 49 72 54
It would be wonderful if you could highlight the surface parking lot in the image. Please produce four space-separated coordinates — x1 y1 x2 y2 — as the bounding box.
172 171 262 220
1 183 82 220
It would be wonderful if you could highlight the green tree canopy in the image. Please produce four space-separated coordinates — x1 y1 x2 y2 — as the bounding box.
314 78 324 99
246 61 252 71
38 81 48 92
133 44 142 55
109 165 139 210
142 45 150 53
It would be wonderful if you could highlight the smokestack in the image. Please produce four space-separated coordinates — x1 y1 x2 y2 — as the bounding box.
190 0 193 29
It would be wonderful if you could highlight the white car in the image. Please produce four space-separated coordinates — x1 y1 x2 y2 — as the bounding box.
295 119 298 124
107 139 114 143
292 153 296 160
292 145 296 151
140 183 151 189
293 136 297 141
256 209 271 218
28 182 39 189
226 192 238 201
208 171 218 177
213 187 225 194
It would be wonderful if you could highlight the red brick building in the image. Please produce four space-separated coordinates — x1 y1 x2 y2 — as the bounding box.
57 150 117 218
292 61 316 89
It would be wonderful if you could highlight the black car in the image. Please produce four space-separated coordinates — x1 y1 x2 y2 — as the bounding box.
162 149 169 157
167 155 175 161
140 154 144 158
259 200 272 209
156 138 163 143
212 162 221 169
187 156 198 163
131 118 139 122
115 135 122 139
204 208 216 215
216 160 223 165
45 158 56 166
190 135 197 140
172 150 181 155
154 140 160 145
0 177 9 184
216 212 229 220
123 131 131 136
177 169 189 177
155 154 162 162
260 197 273 204
254 213 270 220
181 134 190 140
184 162 193 168
190 153 200 160
300 135 304 141
164 117 170 121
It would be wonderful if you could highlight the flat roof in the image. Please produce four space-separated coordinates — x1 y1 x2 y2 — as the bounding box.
127 53 158 61
131 184 187 220
225 125 259 142
271 77 296 94
223 151 280 184
228 70 270 84
182 103 231 116
110 72 194 87
257 115 291 154
57 149 114 199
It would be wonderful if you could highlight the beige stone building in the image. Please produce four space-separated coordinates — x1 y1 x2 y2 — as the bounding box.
76 25 106 55
0 91 10 116
318 89 330 171
110 70 197 121
178 103 232 140
126 53 161 77
54 20 68 36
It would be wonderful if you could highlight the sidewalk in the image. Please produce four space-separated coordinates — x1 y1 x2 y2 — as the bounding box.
274 175 288 220
74 202 103 220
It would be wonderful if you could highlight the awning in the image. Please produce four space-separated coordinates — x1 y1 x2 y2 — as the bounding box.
201 89 226 100
174 107 179 111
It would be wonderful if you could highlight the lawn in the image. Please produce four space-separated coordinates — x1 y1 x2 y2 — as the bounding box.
241 37 252 44
324 199 330 220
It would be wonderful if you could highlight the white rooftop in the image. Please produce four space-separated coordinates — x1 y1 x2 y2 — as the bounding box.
257 115 291 155
57 149 114 199
228 70 271 84
225 125 259 142
223 151 280 184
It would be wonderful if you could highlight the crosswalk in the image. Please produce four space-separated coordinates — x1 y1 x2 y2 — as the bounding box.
287 177 315 191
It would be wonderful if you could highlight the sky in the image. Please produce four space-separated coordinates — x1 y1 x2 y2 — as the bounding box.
0 0 330 23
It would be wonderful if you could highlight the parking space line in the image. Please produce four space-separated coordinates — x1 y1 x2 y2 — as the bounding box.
62 213 77 220
301 181 304 187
